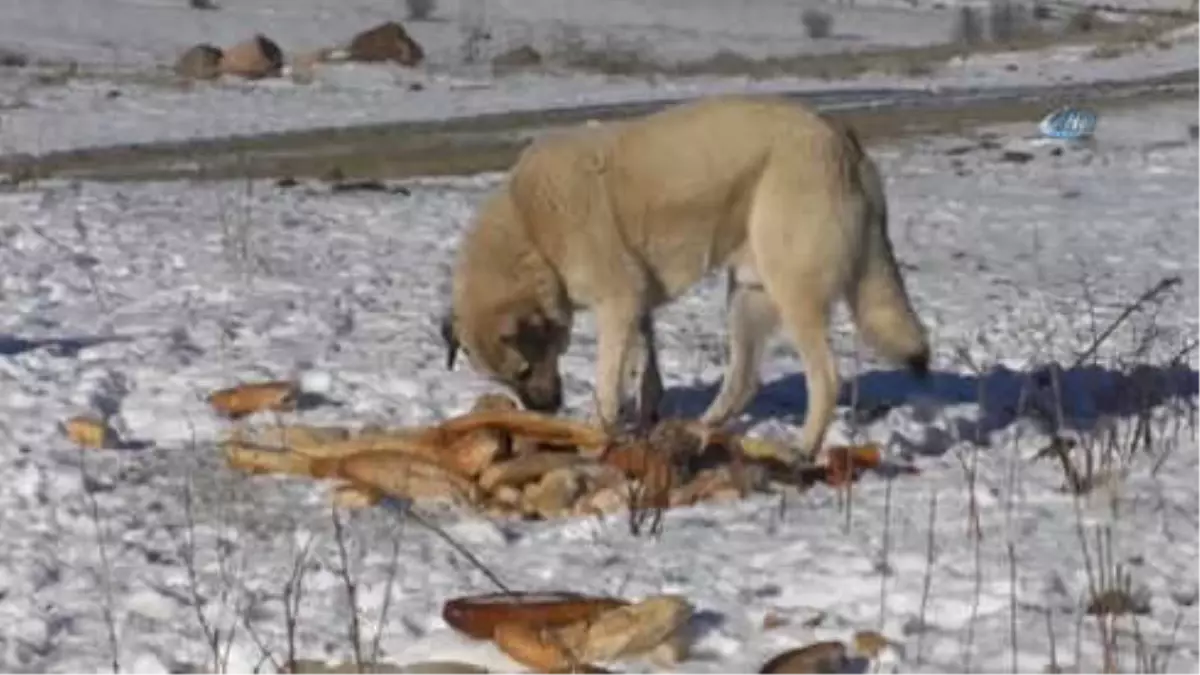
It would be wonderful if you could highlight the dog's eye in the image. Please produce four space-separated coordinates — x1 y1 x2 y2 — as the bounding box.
515 364 533 381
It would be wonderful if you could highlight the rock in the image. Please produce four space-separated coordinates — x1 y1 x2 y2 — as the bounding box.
63 415 119 449
999 150 1035 164
442 428 505 478
670 467 740 507
523 466 586 518
0 47 30 68
399 661 489 674
574 483 630 516
330 483 382 510
219 34 284 79
490 596 685 670
572 595 692 663
478 452 585 492
347 21 424 66
174 44 223 80
207 380 298 419
472 392 520 413
490 484 523 507
471 392 519 456
492 44 542 71
851 630 892 659
759 641 849 673
287 659 472 674
289 48 332 84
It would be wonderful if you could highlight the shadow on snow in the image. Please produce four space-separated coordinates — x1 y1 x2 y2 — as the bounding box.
663 362 1198 451
0 334 133 357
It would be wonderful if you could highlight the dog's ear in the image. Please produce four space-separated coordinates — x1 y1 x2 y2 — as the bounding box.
438 312 460 370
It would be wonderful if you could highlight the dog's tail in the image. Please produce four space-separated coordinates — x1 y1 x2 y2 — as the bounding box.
844 136 931 375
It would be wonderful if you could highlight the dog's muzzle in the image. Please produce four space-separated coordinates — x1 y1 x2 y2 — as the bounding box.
518 386 564 413
516 379 563 413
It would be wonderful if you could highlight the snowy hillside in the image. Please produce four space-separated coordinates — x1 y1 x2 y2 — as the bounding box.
0 96 1194 673
0 0 1195 154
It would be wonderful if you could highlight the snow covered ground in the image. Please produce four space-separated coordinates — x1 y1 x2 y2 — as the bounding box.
0 94 1195 673
0 0 1195 155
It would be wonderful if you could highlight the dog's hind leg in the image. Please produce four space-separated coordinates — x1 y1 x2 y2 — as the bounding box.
746 155 854 462
772 301 839 462
700 266 780 426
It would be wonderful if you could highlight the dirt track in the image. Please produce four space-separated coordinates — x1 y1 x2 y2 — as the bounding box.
1 68 1195 183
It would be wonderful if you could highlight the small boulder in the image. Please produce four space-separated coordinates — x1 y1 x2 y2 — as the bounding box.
759 641 849 674
174 43 223 80
219 34 284 79
346 21 424 66
289 48 333 84
0 47 29 68
492 44 542 71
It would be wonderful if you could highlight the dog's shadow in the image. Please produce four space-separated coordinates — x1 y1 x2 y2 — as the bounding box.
662 362 1198 456
0 333 133 357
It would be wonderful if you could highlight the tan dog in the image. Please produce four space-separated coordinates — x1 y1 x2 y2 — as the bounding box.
441 95 930 462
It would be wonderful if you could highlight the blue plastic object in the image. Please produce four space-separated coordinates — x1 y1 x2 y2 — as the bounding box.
1038 106 1098 140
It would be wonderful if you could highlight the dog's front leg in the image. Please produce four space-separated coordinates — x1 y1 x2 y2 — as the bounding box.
592 301 642 432
633 313 663 429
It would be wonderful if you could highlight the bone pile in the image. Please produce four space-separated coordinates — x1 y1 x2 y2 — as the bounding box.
213 381 890 520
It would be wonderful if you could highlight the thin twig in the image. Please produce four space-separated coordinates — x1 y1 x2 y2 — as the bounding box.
181 473 224 672
78 450 121 674
914 489 938 668
1070 276 1181 370
330 507 366 670
282 534 313 674
370 536 403 664
1045 607 1059 674
877 474 894 631
393 502 512 593
1007 541 1019 674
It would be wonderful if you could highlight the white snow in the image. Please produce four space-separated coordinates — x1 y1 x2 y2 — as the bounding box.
0 97 1194 673
0 0 1195 155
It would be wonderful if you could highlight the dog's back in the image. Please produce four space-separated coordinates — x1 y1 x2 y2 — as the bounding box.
508 96 869 303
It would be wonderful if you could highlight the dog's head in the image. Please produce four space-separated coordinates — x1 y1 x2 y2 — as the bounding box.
439 303 570 413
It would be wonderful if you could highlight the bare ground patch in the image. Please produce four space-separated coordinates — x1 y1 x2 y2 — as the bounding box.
0 70 1193 185
496 12 1193 80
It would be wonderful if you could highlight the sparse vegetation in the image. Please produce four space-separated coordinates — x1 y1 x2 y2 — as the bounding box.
1066 7 1102 34
405 0 437 22
457 3 492 65
0 46 27 68
801 8 836 39
563 36 655 76
459 24 491 64
491 44 543 73
543 24 657 76
987 0 1034 43
1089 42 1127 59
953 6 985 46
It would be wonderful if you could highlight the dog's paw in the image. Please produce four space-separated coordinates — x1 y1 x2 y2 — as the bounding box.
786 444 823 471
